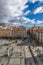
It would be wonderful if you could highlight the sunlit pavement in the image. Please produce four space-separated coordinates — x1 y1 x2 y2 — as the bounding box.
0 39 43 65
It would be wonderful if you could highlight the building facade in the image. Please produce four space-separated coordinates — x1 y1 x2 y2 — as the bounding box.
0 26 27 38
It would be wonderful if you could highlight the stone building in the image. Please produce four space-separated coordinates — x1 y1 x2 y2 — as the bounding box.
0 26 27 38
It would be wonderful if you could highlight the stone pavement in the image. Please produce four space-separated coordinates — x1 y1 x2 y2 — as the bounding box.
0 39 43 65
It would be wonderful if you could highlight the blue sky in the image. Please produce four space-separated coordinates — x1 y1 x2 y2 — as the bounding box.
0 0 43 27
23 1 43 27
24 1 43 20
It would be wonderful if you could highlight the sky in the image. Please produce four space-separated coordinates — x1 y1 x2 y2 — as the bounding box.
0 0 43 27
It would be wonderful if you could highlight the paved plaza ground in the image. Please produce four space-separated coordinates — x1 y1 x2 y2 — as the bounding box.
0 38 43 65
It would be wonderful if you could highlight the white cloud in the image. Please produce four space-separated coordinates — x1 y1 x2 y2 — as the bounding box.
24 10 30 15
41 9 43 12
21 17 31 23
0 0 28 24
39 0 43 2
29 0 37 3
10 16 36 25
30 19 36 24
33 6 43 14
0 17 9 24
30 19 43 25
13 22 21 26
29 0 43 3
21 17 36 24
36 20 43 24
10 16 43 26
21 17 43 25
